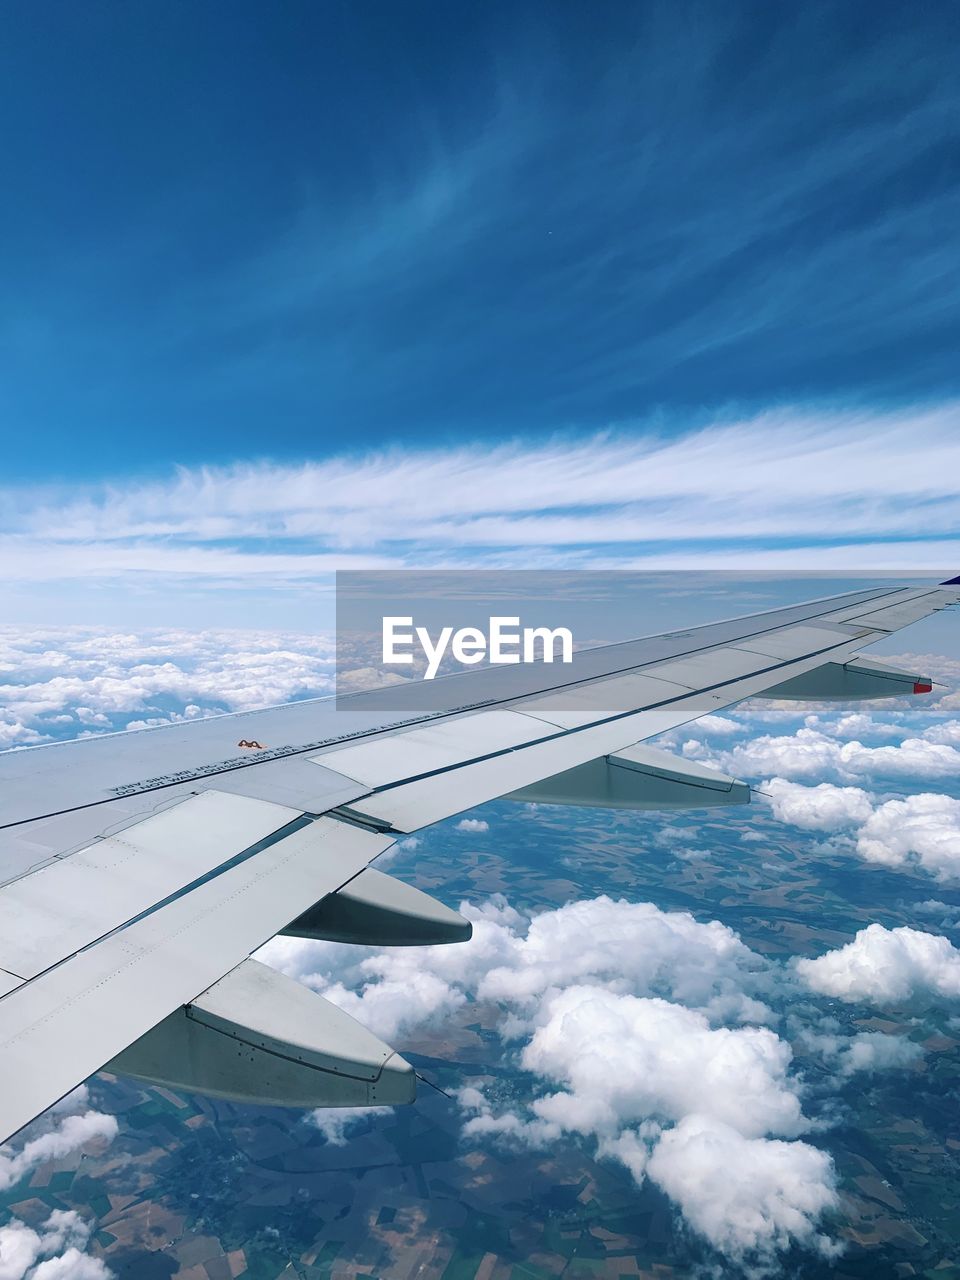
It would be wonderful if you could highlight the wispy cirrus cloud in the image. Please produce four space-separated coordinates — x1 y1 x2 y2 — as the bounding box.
9 4 960 474
3 404 960 612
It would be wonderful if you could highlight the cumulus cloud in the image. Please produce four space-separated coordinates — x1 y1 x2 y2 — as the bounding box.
520 987 805 1140
317 970 467 1044
0 1211 111 1280
262 893 844 1268
856 794 960 881
762 777 873 831
261 893 775 1036
915 899 960 927
308 1106 392 1146
726 719 960 883
646 1116 841 1269
836 1032 923 1077
0 625 336 746
455 818 489 833
0 1110 118 1193
728 728 960 783
460 990 836 1269
691 713 742 735
29 1255 111 1280
797 924 960 1005
827 713 907 739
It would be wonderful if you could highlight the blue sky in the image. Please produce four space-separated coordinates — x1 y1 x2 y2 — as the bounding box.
2 1 960 621
3 0 959 477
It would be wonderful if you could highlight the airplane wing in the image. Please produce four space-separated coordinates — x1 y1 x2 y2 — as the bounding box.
1 578 958 1143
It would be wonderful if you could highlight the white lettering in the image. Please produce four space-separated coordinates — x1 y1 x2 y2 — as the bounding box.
382 617 414 665
381 616 574 678
417 625 454 680
452 626 487 665
523 626 573 664
489 616 521 665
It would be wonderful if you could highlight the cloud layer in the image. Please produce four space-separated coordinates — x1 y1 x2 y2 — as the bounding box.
261 895 850 1271
4 406 960 602
0 1211 111 1280
0 1091 117 1280
797 924 960 1005
0 625 335 748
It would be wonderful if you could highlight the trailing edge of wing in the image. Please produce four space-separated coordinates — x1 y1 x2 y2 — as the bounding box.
0 816 393 1144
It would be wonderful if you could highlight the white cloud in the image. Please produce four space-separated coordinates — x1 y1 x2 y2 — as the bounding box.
836 1032 923 1077
842 738 960 779
29 1254 112 1280
856 794 960 880
4 407 960 592
0 1111 118 1193
263 892 845 1268
646 1116 841 1270
920 719 960 745
520 987 805 1140
317 970 467 1044
455 818 489 833
762 777 873 831
308 1107 392 1146
727 729 844 780
0 625 336 745
0 1211 111 1280
691 714 742 735
728 728 960 783
261 893 774 1035
474 897 772 1021
915 899 960 926
797 924 960 1005
0 1221 43 1280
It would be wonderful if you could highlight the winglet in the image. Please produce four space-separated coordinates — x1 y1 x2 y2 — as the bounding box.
941 574 960 584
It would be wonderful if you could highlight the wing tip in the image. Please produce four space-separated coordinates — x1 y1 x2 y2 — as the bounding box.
940 574 960 585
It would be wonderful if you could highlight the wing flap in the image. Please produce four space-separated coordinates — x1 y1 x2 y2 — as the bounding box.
818 587 945 628
731 623 858 660
518 672 693 729
315 708 548 789
0 817 393 1143
507 744 749 810
646 646 774 689
0 791 301 981
282 866 472 946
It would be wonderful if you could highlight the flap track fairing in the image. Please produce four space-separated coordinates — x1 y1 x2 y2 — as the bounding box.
506 743 750 810
281 867 472 947
761 656 932 701
107 958 415 1108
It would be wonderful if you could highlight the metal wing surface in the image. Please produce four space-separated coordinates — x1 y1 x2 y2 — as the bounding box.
1 580 957 1142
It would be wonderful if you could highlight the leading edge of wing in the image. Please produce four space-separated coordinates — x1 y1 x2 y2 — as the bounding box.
0 583 905 836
